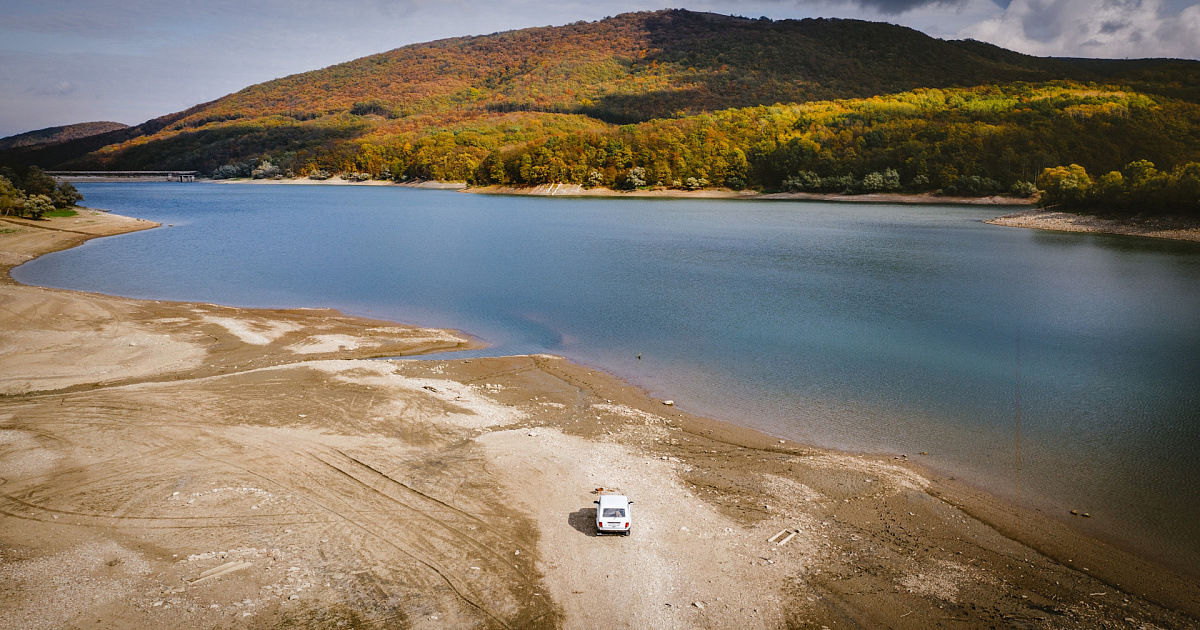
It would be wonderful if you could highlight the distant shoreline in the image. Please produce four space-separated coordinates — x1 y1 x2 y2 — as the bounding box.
466 183 1034 205
66 176 1200 242
209 176 1035 205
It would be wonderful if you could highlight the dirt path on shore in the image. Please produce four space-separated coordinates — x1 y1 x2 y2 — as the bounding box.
1 211 1197 629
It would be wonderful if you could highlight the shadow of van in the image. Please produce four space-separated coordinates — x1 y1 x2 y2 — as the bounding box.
568 507 598 537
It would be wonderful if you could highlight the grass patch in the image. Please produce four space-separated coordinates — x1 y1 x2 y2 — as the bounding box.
43 208 78 218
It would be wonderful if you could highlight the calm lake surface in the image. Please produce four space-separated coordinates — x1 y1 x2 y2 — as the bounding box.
17 183 1200 573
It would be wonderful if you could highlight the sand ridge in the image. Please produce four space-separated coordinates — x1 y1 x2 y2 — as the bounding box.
1 211 1197 628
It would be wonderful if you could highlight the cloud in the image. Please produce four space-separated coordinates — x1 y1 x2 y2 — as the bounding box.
27 80 75 97
851 0 968 14
960 0 1200 59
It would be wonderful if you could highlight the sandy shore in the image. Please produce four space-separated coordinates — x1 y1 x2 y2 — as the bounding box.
208 177 1031 205
1 211 1197 629
467 184 1034 206
212 177 467 189
987 209 1200 242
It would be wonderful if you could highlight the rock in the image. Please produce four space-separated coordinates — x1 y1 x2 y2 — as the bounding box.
693 601 704 609
1082 513 1091 518
778 440 785 444
663 400 674 406
1071 510 1079 515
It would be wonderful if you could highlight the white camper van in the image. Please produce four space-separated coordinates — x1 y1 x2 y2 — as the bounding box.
594 494 632 536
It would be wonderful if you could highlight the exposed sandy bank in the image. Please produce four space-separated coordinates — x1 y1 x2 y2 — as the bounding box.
987 208 1200 242
1 211 1197 629
214 177 466 189
467 183 1034 205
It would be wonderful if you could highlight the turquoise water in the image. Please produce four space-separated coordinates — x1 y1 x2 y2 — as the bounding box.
15 183 1200 573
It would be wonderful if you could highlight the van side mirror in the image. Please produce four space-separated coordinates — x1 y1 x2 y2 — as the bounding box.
593 500 599 504
628 500 633 504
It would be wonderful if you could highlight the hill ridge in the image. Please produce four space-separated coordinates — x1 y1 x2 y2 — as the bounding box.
2 8 1198 210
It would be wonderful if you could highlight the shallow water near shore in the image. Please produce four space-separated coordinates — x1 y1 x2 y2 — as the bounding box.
17 182 1200 575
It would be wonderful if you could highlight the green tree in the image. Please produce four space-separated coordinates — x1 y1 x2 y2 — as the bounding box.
49 182 82 208
1167 162 1200 211
1093 171 1126 208
21 167 58 196
0 176 25 217
882 168 901 191
1037 164 1091 207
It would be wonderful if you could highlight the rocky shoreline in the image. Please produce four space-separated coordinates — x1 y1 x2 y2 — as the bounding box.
987 208 1200 242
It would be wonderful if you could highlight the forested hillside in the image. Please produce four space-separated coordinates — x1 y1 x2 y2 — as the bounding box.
0 121 129 152
4 9 1199 212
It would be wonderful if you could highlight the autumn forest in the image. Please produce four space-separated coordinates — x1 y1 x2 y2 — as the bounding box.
3 10 1199 214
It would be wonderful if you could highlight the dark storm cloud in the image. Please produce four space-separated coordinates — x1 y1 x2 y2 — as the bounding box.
1099 20 1130 34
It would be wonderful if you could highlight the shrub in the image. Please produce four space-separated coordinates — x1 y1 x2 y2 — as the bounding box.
783 171 821 192
585 170 604 188
212 163 253 179
621 166 646 189
1010 180 1038 197
946 175 1002 196
22 194 54 219
861 171 885 192
308 169 331 180
821 174 856 193
251 160 280 179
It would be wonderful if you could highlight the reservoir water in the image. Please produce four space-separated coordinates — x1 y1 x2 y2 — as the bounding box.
16 183 1200 574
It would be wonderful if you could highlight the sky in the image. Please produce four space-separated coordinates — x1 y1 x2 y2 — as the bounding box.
2 0 1199 138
